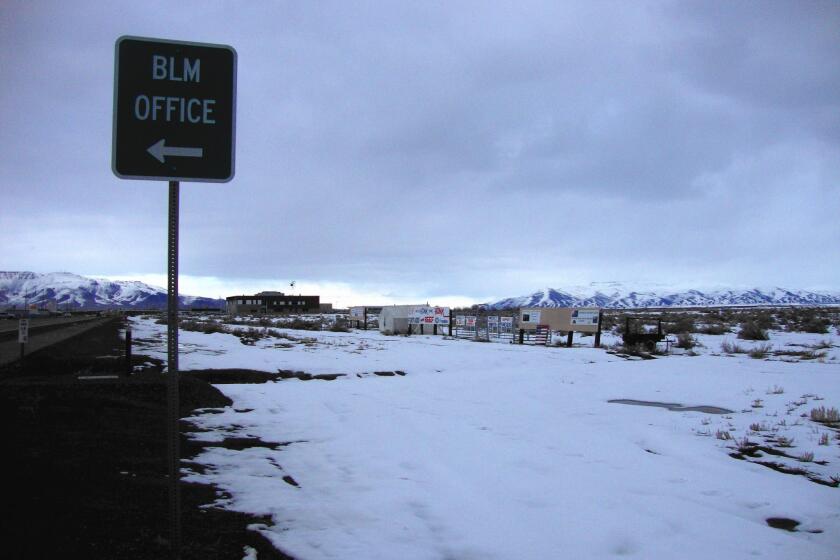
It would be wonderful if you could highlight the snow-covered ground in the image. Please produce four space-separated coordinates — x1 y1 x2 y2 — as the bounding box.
131 317 840 559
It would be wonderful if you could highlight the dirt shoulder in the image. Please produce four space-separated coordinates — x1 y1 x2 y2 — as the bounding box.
0 318 292 559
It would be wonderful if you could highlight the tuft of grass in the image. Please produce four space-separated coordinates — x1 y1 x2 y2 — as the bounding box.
715 430 732 440
818 433 830 446
766 385 785 395
774 349 828 360
736 436 754 453
798 451 814 463
749 422 768 432
721 340 746 354
751 398 764 408
776 436 795 448
810 406 840 424
748 343 772 359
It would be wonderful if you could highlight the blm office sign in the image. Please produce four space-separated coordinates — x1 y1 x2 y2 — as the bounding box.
112 36 236 182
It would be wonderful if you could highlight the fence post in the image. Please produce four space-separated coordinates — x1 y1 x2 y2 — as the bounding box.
594 310 603 348
125 324 132 375
567 331 573 347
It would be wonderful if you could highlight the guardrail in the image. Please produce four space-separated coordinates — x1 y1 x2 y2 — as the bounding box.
0 316 102 342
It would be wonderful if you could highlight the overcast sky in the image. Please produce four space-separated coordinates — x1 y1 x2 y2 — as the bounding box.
1 1 838 307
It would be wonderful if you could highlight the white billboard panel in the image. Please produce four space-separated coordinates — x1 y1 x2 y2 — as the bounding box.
571 308 600 325
521 311 541 323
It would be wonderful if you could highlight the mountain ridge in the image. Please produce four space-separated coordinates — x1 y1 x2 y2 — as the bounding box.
485 285 840 309
0 271 223 310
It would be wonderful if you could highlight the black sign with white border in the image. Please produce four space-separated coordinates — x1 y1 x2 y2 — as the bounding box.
112 36 236 182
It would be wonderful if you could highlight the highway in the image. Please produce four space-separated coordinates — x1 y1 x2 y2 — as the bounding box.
0 317 114 366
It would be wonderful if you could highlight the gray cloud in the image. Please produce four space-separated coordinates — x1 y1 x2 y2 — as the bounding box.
1 0 838 299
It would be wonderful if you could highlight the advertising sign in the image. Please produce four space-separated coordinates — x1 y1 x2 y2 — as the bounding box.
466 316 477 327
500 316 514 327
571 308 600 325
411 306 450 325
487 316 499 325
456 315 465 326
434 307 450 325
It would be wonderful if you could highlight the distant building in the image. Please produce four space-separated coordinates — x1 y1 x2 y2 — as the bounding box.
378 305 450 335
378 305 425 335
226 292 320 315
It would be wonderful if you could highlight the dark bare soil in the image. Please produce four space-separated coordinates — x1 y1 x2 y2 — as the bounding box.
0 318 292 559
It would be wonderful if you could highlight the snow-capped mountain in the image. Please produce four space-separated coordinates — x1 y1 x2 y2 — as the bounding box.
0 271 223 310
486 284 840 309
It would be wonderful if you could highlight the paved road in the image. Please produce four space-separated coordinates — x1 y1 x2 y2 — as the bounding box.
0 316 101 337
0 318 114 366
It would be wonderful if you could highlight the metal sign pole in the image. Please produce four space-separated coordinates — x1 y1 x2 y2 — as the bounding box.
167 180 181 557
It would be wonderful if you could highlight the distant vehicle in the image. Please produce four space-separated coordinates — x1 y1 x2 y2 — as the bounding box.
2 312 16 319
62 313 72 318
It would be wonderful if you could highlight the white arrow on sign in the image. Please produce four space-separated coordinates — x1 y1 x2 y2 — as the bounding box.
147 139 204 163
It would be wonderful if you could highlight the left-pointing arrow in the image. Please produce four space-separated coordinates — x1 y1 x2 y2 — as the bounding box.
147 139 204 163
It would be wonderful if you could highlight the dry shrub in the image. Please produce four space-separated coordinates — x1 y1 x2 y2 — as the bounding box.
285 318 322 331
802 318 830 334
810 406 840 424
738 321 769 341
698 322 729 335
666 315 696 334
180 319 226 334
676 332 696 349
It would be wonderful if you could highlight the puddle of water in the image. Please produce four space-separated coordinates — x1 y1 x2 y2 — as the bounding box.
609 399 734 415
766 517 799 532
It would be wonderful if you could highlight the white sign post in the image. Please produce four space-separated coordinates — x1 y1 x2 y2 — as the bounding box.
18 318 29 361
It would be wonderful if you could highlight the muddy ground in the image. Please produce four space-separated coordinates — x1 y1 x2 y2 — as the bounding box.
0 318 292 559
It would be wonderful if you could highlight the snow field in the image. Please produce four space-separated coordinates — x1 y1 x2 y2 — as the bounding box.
129 317 840 559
